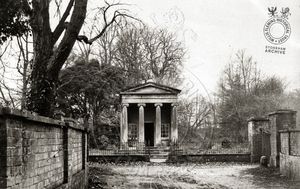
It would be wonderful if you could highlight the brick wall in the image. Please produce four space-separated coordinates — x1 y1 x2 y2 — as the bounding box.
0 107 88 189
68 129 83 175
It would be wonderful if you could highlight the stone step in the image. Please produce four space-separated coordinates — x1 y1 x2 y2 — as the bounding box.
146 148 170 151
146 150 170 153
149 153 169 163
146 146 170 149
144 147 171 159
150 154 169 158
149 158 167 163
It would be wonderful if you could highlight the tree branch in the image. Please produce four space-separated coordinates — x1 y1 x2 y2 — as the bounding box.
47 0 88 76
52 0 75 44
78 3 140 45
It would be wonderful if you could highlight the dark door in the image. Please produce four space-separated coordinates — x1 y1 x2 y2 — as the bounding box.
262 132 271 157
144 123 154 146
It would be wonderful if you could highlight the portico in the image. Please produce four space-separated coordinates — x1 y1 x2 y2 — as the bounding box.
119 82 181 148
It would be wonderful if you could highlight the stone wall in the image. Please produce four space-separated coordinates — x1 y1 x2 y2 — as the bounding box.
0 107 88 189
247 109 298 167
279 130 300 180
168 154 250 163
248 109 300 180
247 117 270 163
268 110 297 167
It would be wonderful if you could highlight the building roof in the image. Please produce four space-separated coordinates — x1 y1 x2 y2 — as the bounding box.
120 82 181 95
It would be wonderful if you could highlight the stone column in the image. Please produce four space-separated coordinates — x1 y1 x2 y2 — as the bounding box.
138 103 146 144
120 103 129 147
171 103 178 144
268 109 297 167
155 103 162 146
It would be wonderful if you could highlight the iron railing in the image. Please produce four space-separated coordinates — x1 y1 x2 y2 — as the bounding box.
169 143 250 155
89 142 153 156
89 141 250 156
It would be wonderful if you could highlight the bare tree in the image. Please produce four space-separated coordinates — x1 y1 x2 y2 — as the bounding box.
0 41 13 106
114 25 185 86
73 14 130 64
282 89 300 124
94 22 127 65
177 95 212 146
0 33 32 109
16 32 32 109
217 50 285 141
142 27 185 85
114 25 146 85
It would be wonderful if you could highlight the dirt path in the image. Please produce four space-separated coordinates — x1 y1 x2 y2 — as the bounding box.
88 162 300 189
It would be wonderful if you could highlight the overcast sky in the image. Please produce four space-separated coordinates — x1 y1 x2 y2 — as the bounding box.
124 0 300 98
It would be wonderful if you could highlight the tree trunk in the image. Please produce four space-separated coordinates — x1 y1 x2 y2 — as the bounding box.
26 0 88 117
26 0 54 116
27 66 57 116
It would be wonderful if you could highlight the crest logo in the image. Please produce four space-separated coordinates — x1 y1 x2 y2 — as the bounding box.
264 7 291 45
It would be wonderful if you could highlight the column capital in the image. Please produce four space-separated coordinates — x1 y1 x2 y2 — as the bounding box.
171 103 179 107
154 103 163 107
122 103 129 107
137 103 146 107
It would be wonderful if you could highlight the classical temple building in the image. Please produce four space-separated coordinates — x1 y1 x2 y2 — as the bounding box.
119 82 181 148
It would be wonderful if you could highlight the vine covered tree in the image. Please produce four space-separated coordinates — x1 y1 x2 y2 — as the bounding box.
0 0 134 117
0 0 30 44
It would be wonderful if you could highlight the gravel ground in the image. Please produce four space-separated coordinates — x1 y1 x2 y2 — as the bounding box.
88 162 300 189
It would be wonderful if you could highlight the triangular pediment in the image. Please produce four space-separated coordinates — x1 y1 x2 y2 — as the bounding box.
120 82 181 95
129 86 173 94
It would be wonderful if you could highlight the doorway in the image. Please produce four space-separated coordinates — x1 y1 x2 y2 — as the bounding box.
144 123 154 146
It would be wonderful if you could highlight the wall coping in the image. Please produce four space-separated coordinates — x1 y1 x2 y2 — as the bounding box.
0 107 86 131
268 109 297 116
64 118 87 131
278 129 300 133
280 152 300 158
247 117 269 122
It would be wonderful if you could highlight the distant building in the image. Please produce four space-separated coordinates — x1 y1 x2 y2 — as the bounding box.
119 82 181 148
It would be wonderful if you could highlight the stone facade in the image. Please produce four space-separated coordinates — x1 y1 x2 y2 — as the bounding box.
268 109 297 167
247 117 270 163
0 107 88 189
279 130 300 180
119 82 180 148
248 109 300 180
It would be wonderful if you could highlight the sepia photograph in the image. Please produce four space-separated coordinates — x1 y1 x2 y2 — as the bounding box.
0 0 300 188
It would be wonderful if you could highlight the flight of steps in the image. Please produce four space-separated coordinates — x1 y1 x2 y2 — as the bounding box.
146 146 170 163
